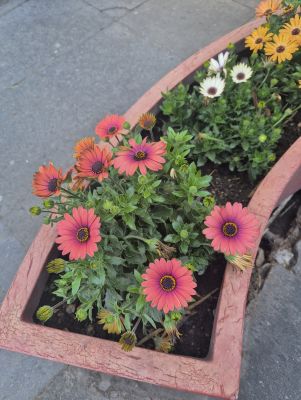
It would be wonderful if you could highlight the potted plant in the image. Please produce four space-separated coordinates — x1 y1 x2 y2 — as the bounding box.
0 1 301 399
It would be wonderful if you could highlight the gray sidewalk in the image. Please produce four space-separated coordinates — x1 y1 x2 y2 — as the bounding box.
1 1 300 399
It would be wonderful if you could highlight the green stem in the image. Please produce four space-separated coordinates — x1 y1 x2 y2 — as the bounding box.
132 317 142 333
41 210 64 215
61 187 83 200
125 235 149 244
272 104 301 128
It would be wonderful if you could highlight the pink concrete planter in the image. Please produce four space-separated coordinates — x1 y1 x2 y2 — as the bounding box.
1 17 301 400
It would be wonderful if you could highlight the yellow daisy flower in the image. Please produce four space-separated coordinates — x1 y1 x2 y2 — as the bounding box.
97 309 124 335
280 14 301 46
245 26 273 53
264 33 299 62
255 0 282 18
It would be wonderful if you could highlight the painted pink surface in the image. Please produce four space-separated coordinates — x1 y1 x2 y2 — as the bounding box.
1 17 301 400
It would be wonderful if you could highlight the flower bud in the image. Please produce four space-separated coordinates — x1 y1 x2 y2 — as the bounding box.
258 134 267 143
123 121 131 130
43 199 54 209
119 331 137 352
46 258 65 274
257 101 266 109
36 305 53 322
75 308 88 322
170 168 177 179
180 229 189 239
29 206 42 216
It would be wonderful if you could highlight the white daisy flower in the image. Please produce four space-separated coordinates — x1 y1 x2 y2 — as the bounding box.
199 75 225 98
208 51 229 75
230 63 253 83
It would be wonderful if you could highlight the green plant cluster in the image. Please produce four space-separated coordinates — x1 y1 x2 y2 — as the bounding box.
161 47 301 181
38 128 214 334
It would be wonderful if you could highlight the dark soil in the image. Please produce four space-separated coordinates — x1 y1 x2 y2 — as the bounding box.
33 110 300 361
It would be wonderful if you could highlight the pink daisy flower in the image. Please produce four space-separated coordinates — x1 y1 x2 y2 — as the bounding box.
95 115 126 146
76 145 113 183
55 206 101 260
203 202 260 256
113 138 166 176
142 258 197 314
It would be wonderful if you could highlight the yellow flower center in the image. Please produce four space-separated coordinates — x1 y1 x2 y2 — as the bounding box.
222 222 238 237
160 275 176 292
76 227 90 242
134 151 147 160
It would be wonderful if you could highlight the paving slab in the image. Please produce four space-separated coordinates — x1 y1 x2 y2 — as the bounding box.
239 261 301 400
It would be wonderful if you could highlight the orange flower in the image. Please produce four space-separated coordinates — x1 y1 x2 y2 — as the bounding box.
32 162 64 198
280 14 301 46
95 115 126 146
76 145 113 182
245 26 273 53
138 113 156 131
255 0 282 18
264 32 299 62
73 137 95 160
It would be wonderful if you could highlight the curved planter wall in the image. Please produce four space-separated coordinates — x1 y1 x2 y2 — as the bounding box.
0 17 300 400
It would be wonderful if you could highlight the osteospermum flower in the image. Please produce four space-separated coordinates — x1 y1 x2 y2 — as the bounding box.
264 33 299 62
230 63 253 83
255 0 281 17
280 14 301 45
73 137 95 160
199 75 225 98
203 202 260 256
95 114 126 146
119 331 137 352
97 309 123 334
142 258 197 314
138 112 156 131
76 145 113 182
32 162 64 197
55 206 101 260
208 51 229 75
113 138 166 176
245 26 273 53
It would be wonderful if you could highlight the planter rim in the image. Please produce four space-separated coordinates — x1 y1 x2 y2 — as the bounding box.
1 16 301 400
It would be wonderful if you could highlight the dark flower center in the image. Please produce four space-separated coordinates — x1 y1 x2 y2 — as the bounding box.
144 120 152 128
91 161 103 174
222 222 238 237
264 8 272 16
76 227 89 242
123 335 135 345
160 275 176 292
134 150 147 160
208 87 217 95
255 38 263 44
236 72 245 80
48 178 58 192
276 45 285 53
292 28 300 35
108 126 117 134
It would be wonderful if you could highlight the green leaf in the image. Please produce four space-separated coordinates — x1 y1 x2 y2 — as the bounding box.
136 295 146 313
72 276 81 296
143 314 157 329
